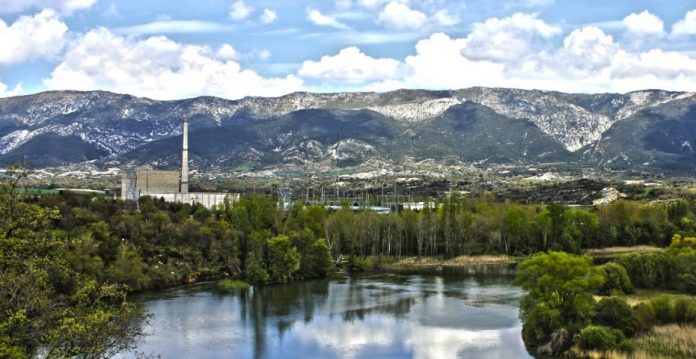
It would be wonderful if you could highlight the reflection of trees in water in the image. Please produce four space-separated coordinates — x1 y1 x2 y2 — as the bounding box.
246 279 330 359
243 270 520 358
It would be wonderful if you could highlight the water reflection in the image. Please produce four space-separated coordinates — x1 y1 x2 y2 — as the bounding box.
118 269 532 359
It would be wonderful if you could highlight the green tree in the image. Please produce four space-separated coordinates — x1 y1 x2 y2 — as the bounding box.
0 165 145 358
267 235 301 282
598 262 634 295
515 251 603 348
105 242 147 290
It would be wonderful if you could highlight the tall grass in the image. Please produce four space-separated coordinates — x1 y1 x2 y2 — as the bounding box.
577 325 696 359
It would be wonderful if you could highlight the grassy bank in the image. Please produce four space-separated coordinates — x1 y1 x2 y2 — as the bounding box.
382 255 520 270
595 289 695 307
217 279 250 293
578 325 696 359
585 245 662 259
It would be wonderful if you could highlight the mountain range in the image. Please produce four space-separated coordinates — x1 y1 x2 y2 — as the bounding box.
1 87 695 175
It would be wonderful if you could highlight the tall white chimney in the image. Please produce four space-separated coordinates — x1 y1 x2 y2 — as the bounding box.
180 118 189 193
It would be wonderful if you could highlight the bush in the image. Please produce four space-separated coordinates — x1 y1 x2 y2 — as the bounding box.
574 325 625 351
672 249 696 294
650 295 674 324
244 251 269 284
217 279 250 293
351 256 375 271
632 302 656 334
616 252 674 290
599 262 634 295
594 297 638 337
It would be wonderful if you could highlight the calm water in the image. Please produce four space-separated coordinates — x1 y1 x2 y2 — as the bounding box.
118 269 532 359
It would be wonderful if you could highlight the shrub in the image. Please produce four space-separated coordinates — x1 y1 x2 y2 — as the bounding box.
594 297 638 337
632 302 656 334
244 251 269 284
599 262 634 295
217 279 250 293
616 252 674 290
650 295 674 324
574 325 625 351
672 249 696 294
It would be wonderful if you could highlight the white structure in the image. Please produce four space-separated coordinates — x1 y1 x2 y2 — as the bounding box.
148 192 239 209
121 118 237 209
180 117 189 193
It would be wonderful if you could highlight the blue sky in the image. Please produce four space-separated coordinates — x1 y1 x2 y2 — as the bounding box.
1 0 696 99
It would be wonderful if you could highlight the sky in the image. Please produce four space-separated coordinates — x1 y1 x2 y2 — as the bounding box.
2 0 696 99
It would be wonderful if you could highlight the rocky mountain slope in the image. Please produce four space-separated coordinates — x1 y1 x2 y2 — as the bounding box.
0 88 694 173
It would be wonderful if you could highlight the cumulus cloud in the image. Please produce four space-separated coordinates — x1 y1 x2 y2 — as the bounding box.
0 9 68 67
0 80 23 98
560 26 619 74
377 1 428 30
299 47 402 84
671 9 696 37
216 44 238 60
622 10 664 48
433 9 459 27
229 0 254 21
0 0 97 15
260 9 277 24
298 10 696 95
42 28 303 100
460 13 560 63
307 8 350 30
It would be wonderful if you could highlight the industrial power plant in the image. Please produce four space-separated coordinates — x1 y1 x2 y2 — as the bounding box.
121 118 238 208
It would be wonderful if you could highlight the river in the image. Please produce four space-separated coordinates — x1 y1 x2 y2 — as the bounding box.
117 268 532 358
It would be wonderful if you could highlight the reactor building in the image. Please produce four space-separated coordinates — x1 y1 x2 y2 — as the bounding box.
121 118 238 208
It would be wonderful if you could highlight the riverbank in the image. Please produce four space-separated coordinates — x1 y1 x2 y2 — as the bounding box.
346 254 522 272
584 245 662 260
576 325 696 359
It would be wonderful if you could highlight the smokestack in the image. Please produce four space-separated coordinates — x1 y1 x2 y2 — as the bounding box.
180 118 189 193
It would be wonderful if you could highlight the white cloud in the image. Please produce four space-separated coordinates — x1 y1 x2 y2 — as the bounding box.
560 26 619 74
260 9 277 24
43 28 303 100
0 9 68 67
299 46 401 84
216 44 238 60
672 9 696 37
358 0 389 9
377 1 428 30
433 9 459 27
113 20 236 35
229 0 254 21
307 8 350 30
302 10 696 96
0 80 23 98
390 33 506 90
460 13 560 63
611 49 696 80
0 0 97 15
622 10 664 48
